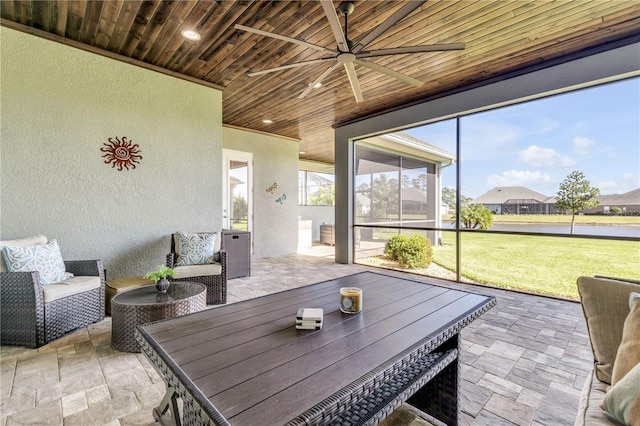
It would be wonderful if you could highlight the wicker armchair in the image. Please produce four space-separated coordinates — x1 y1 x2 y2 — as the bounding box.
166 233 227 305
0 259 105 348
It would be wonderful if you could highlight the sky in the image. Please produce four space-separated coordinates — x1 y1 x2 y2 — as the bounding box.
405 78 640 200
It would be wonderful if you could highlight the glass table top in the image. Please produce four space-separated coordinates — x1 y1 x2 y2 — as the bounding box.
113 282 205 306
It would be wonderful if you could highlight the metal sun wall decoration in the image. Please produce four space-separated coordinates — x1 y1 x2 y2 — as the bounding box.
276 194 287 204
101 136 142 171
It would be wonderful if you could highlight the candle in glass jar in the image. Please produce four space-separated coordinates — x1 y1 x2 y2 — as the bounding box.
340 287 363 314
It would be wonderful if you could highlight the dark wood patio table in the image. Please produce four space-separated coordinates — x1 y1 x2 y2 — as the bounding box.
136 271 495 426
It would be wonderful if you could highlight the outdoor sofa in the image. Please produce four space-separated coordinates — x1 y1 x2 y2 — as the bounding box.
575 276 640 426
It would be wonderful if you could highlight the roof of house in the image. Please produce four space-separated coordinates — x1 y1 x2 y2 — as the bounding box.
473 186 640 206
597 188 640 206
472 186 553 204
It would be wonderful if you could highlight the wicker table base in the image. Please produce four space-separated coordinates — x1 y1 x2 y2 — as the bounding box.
111 282 206 353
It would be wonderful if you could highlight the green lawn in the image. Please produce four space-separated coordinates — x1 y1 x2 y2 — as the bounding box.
432 232 640 299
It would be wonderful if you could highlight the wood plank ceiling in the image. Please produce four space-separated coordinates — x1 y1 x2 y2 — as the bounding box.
2 1 639 164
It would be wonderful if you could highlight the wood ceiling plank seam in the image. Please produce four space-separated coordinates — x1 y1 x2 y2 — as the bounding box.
206 1 327 80
106 1 140 52
345 1 415 44
65 0 87 41
528 3 640 41
439 2 592 63
79 0 106 46
601 4 640 24
130 0 181 61
430 27 637 90
363 1 516 52
408 12 598 77
154 1 219 69
206 1 326 83
516 18 640 59
120 0 162 57
50 0 69 37
142 1 199 64
0 0 16 21
93 0 123 49
175 1 268 76
17 0 31 25
360 0 492 50
171 0 249 74
31 0 49 32
222 67 342 118
434 1 563 48
474 1 614 49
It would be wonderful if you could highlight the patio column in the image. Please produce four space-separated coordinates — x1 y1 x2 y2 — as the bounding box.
335 127 354 264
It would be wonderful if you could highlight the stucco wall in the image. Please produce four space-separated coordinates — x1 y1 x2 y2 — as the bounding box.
0 27 223 279
222 126 299 257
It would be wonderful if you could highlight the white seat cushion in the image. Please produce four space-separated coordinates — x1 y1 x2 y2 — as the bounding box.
0 235 47 272
42 275 101 303
173 263 222 279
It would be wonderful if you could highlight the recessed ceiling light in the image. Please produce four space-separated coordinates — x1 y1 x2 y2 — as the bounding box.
181 29 201 41
262 119 273 124
299 151 306 155
313 82 322 89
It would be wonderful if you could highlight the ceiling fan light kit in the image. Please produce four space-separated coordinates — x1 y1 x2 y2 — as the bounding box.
236 0 465 103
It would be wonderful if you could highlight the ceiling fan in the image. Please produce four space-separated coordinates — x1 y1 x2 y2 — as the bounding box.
235 0 465 102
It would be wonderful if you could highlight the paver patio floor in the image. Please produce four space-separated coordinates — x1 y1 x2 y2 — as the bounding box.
1 250 592 425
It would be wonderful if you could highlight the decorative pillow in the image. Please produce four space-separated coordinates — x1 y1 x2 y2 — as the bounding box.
174 232 217 266
0 235 47 272
2 239 72 285
602 362 640 426
577 276 640 384
611 293 640 385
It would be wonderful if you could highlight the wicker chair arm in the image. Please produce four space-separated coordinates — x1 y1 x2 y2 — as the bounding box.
219 250 227 273
0 271 46 347
0 271 45 305
64 260 104 279
166 253 176 268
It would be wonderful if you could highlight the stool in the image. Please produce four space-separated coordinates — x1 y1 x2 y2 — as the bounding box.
105 276 154 315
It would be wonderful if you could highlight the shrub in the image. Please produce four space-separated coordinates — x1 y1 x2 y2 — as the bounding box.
609 207 622 215
384 234 405 260
384 234 433 269
461 204 494 230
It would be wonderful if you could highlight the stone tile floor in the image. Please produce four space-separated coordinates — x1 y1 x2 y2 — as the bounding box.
1 249 592 425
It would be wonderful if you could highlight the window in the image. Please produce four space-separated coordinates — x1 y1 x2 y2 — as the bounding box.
299 170 335 206
353 78 640 299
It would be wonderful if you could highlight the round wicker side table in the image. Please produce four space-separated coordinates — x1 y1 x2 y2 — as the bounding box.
111 282 206 353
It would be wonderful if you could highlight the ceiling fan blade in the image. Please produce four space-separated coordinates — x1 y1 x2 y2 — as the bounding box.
357 43 466 58
298 61 339 99
320 0 350 53
351 0 427 54
235 24 337 55
355 59 423 87
344 62 364 102
247 58 335 77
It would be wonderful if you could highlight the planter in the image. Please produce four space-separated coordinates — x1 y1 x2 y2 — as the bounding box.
155 277 170 293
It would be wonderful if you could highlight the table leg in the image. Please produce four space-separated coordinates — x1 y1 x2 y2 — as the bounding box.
153 385 182 426
406 334 460 425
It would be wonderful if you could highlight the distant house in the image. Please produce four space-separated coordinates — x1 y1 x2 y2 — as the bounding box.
473 186 640 215
472 186 558 214
584 188 640 214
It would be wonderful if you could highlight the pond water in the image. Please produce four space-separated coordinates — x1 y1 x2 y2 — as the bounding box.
444 222 640 238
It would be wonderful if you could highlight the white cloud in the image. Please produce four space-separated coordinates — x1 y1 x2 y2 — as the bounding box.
518 145 575 168
573 136 595 155
598 181 618 190
487 170 554 187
